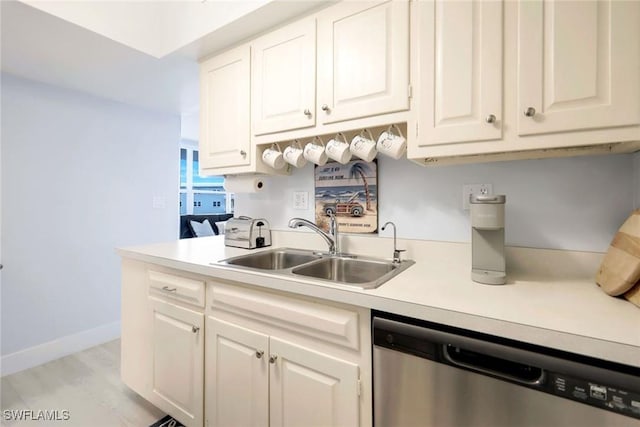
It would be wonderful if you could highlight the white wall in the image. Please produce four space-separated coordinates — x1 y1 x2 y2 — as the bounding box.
1 74 180 362
237 154 635 253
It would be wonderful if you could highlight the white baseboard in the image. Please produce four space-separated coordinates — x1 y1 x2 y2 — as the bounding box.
1 321 121 377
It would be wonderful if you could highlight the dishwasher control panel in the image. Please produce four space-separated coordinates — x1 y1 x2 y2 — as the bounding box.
550 373 640 419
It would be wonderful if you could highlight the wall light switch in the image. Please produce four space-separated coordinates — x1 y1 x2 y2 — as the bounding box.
293 191 309 210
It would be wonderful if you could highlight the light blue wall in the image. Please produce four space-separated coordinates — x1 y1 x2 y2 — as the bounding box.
237 153 635 253
1 74 180 356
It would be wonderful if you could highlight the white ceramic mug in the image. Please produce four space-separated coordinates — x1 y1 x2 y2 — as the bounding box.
325 133 352 164
262 143 285 170
350 129 377 162
283 140 307 168
376 124 407 160
303 136 328 166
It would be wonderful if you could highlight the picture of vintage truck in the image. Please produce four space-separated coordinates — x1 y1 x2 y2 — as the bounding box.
321 193 365 217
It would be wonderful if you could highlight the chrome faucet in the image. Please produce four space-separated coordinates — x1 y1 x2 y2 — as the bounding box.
381 221 405 264
288 213 340 255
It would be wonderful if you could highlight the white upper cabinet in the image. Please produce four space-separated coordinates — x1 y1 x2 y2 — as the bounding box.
317 0 410 124
418 0 503 146
517 0 640 136
252 18 317 136
199 44 251 170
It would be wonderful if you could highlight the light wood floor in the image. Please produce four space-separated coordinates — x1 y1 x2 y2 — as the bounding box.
1 340 165 427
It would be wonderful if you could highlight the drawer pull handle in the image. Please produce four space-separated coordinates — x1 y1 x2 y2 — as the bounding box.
256 351 264 359
321 104 330 112
524 107 536 117
485 114 497 124
269 355 278 364
304 108 312 117
192 326 200 333
162 286 177 292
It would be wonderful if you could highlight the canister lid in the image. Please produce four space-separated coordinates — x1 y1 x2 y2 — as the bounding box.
470 194 506 204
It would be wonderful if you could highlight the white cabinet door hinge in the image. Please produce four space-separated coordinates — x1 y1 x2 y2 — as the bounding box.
415 122 419 138
408 84 413 99
357 379 362 397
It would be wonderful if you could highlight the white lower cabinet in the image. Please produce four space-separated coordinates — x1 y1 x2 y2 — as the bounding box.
122 261 371 427
269 336 359 427
205 281 371 427
206 317 360 427
206 317 269 427
121 261 206 427
150 298 204 427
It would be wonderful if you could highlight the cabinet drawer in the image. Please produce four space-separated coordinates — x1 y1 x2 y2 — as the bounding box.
208 282 360 350
148 270 205 308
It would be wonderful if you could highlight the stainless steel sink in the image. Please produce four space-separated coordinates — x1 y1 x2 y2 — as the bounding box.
218 248 414 289
292 257 414 289
220 249 321 270
292 257 394 283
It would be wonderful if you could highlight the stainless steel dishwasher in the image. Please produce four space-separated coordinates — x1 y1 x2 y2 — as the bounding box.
373 312 640 427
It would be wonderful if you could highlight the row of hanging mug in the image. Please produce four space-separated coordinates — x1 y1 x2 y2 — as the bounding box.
261 124 407 170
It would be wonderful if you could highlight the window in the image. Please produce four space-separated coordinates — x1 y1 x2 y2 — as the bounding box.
179 142 234 215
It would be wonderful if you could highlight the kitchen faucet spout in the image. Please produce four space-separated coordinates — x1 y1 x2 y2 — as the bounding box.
288 214 340 255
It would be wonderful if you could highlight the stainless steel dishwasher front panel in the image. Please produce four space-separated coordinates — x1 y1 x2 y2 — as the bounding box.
373 341 639 427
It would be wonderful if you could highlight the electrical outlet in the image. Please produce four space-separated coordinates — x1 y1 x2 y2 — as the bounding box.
293 191 309 210
462 184 493 210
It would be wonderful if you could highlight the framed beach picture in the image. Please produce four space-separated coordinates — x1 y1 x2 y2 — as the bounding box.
314 160 378 234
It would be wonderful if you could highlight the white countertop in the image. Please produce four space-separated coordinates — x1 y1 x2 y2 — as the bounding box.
118 231 640 367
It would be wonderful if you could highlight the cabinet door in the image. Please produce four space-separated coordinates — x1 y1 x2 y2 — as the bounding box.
518 0 640 135
269 337 359 427
205 317 269 427
252 18 316 135
419 0 503 146
200 45 251 169
317 0 410 124
150 298 204 427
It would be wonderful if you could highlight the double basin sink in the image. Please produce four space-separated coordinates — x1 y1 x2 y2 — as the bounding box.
219 248 415 289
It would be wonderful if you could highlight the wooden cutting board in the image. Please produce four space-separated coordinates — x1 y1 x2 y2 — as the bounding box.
596 209 640 296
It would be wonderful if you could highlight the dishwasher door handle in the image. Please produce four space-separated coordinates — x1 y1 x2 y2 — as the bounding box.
442 344 546 386
373 316 640 391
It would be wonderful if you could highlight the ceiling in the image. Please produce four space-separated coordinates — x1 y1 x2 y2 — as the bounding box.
0 0 331 115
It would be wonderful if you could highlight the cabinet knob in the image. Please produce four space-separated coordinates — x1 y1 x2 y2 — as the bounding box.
255 351 264 359
240 150 247 157
485 114 497 124
192 326 200 333
524 107 536 117
304 109 312 117
321 104 330 112
269 355 278 364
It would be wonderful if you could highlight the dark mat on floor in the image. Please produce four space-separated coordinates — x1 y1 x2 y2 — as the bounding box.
149 415 186 427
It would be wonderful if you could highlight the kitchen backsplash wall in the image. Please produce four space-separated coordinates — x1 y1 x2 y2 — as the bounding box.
236 153 635 253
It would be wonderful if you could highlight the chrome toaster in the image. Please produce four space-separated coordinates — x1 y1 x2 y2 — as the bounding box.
224 216 272 249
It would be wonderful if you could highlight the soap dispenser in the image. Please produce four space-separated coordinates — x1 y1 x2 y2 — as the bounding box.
470 195 506 285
